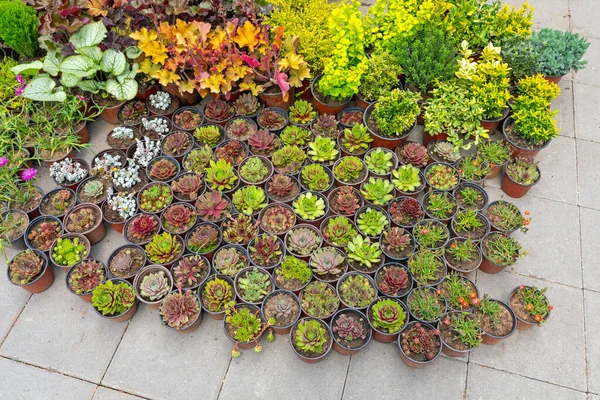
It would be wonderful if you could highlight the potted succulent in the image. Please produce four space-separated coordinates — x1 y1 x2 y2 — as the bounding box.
327 186 363 216
424 163 460 192
477 140 512 179
453 183 487 211
234 93 263 120
224 303 273 357
248 129 282 157
77 177 110 205
205 159 239 193
367 297 408 343
90 150 127 179
50 234 90 270
365 89 420 149
161 131 193 162
509 285 552 330
399 322 442 368
427 141 462 166
307 137 339 167
480 232 522 274
271 145 307 175
222 214 258 246
146 156 180 183
292 192 328 227
486 201 527 234
309 247 347 283
330 309 371 355
140 116 172 140
355 206 389 238
212 245 248 277
257 107 287 133
195 191 232 224
216 140 249 167
345 235 383 274
438 311 482 357
407 287 447 324
234 267 274 305
108 244 146 280
6 249 53 294
147 91 180 118
396 142 429 168
0 210 29 252
39 189 76 219
194 124 225 149
172 254 210 291
258 203 296 236
274 255 312 292
375 264 412 298
476 295 517 344
336 272 377 310
502 157 540 198
266 174 300 204
25 216 63 253
107 126 140 151
436 274 479 312
364 148 398 178
333 156 367 187
388 197 424 229
203 99 234 127
173 107 204 131
200 274 235 319
338 124 373 157
300 281 339 320
171 173 204 203
360 177 395 207
391 165 424 198
117 100 148 127
290 317 333 363
444 238 483 274
64 203 106 245
102 191 137 233
145 232 184 268
281 126 313 148
183 146 214 175
124 213 160 246
133 265 173 309
321 215 357 248
225 117 258 142
408 248 447 287
159 289 203 333
238 156 273 187
380 227 414 261
137 182 173 214
289 100 317 127
451 209 490 242
66 259 107 303
248 234 285 270
285 225 322 260
422 191 458 224
112 164 148 195
129 137 161 168
300 164 333 194
457 157 490 185
413 219 450 250
261 290 301 335
161 203 197 235
338 107 364 130
91 279 138 322
49 158 89 190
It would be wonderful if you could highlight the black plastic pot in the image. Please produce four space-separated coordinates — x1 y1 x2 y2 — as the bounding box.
261 289 301 335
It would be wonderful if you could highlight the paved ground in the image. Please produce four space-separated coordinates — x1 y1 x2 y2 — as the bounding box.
1 1 598 399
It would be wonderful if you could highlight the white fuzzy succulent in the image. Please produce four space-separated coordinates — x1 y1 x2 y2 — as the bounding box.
132 137 161 167
142 117 170 136
49 158 87 184
107 189 137 220
149 92 171 111
112 163 141 189
111 126 134 140
92 153 123 176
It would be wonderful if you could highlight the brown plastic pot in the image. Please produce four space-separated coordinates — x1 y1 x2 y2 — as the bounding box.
364 103 415 150
509 286 551 330
486 160 509 180
100 200 131 234
438 312 479 357
160 290 203 333
54 158 89 191
147 91 180 118
64 203 106 245
502 117 551 159
422 131 448 147
95 97 126 125
479 232 516 274
501 163 540 198
200 274 235 320
480 108 509 135
354 94 373 110
259 87 295 110
75 122 89 144
284 224 323 262
92 279 139 322
7 250 54 294
260 289 301 335
329 309 372 355
24 215 64 253
162 83 199 105
311 75 350 116
65 259 108 303
13 186 44 220
397 322 443 368
544 75 563 84
49 233 91 271
367 297 409 343
136 83 158 102
2 210 29 251
290 317 333 363
336 272 377 311
185 222 222 261
223 303 264 349
133 265 174 309
38 187 76 221
481 299 517 344
234 267 275 305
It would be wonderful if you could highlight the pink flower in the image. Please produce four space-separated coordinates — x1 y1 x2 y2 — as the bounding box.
0 156 7 167
77 94 90 102
275 71 290 96
21 168 37 181
15 86 24 96
15 75 24 85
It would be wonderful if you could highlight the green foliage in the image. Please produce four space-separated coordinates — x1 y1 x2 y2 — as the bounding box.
280 125 312 147
213 247 247 276
334 156 365 183
531 28 590 76
52 236 87 266
205 159 238 191
357 49 402 102
301 281 339 318
457 187 483 208
0 0 38 58
477 140 511 166
194 125 222 147
372 89 420 137
486 201 524 232
408 248 444 286
301 164 330 192
92 280 135 316
499 36 542 82
483 233 521 267
238 268 271 303
446 238 478 263
0 57 26 109
340 124 372 153
226 306 262 342
506 157 539 185
371 298 406 333
444 312 482 348
202 278 234 312
323 216 357 247
458 156 490 182
345 236 382 270
440 274 473 309
339 274 375 308
293 192 326 220
295 319 328 353
360 177 394 206
232 186 267 215
408 287 446 322
414 220 449 248
357 207 389 237
139 184 172 213
478 296 501 328
392 165 421 192
145 232 182 265
425 192 456 220
365 148 394 175
517 286 551 324
160 290 199 329
279 256 312 284
239 157 269 183
289 100 317 125
271 145 307 175
308 136 339 163
425 164 458 191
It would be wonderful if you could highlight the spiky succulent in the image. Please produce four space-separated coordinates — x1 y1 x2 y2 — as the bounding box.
281 125 312 147
258 109 286 130
222 214 258 245
249 234 283 267
264 292 298 324
431 142 461 163
238 268 271 303
293 192 326 221
202 278 234 312
174 110 202 130
361 177 395 206
227 118 257 141
139 270 171 301
378 265 410 296
310 247 345 276
163 203 196 232
215 140 247 165
308 136 339 163
232 186 267 215
295 319 328 353
334 156 364 183
340 124 373 153
248 129 280 155
82 180 105 199
400 142 428 167
301 281 339 318
286 227 320 255
68 260 105 295
345 236 382 270
149 158 178 182
323 216 357 247
171 174 203 200
301 164 330 191
401 322 441 361
184 146 213 174
333 313 366 342
163 131 191 156
213 247 247 276
127 214 158 241
312 114 340 139
339 274 375 308
267 174 295 198
145 232 182 264
194 125 223 147
392 165 422 192
196 191 230 221
234 93 261 116
187 225 220 253
370 298 406 333
160 290 200 329
92 280 135 316
289 100 317 124
382 227 411 254
331 186 361 215
260 205 295 234
357 208 389 237
173 255 207 288
110 249 141 276
272 145 307 175
239 157 269 183
204 99 234 121
205 159 238 191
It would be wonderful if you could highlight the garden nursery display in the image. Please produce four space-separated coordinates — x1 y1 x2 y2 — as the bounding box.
0 0 587 366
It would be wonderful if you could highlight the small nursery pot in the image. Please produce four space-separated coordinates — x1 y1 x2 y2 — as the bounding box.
501 163 541 199
225 116 259 141
24 215 64 253
387 196 425 230
93 95 125 125
422 131 448 147
73 122 89 145
223 303 264 350
212 244 249 276
398 322 443 368
160 131 194 163
136 83 158 102
452 182 488 212
63 203 106 245
337 107 365 131
257 107 289 134
160 202 197 235
332 158 369 189
265 175 301 205
450 211 490 243
40 148 74 168
508 286 551 330
234 267 275 305
293 192 330 228
485 200 523 235
327 186 365 217
354 93 373 110
479 232 517 274
192 123 225 149
407 288 448 325
65 259 108 303
354 205 390 240
502 117 551 159
443 238 483 274
364 103 416 150
49 233 91 271
76 177 111 206
200 274 235 320
51 158 89 191
261 289 301 335
12 186 44 220
367 297 409 343
172 172 206 204
38 188 76 220
107 244 147 282
290 317 333 363
259 87 295 110
173 106 205 132
133 265 174 309
137 182 174 215
374 263 414 299
364 147 399 179
422 191 459 225
238 155 274 187
544 75 563 84
438 311 481 357
336 272 377 311
145 156 181 184
185 222 222 261
7 249 54 294
140 116 173 140
92 147 128 168
329 308 372 355
147 91 180 118
101 199 133 234
215 140 250 168
2 210 29 251
284 224 323 261
311 75 351 116
480 299 517 345
413 219 450 250
123 213 162 246
159 290 203 333
248 236 286 270
92 279 139 322
480 108 509 135
117 101 150 128
108 126 141 151
161 83 200 106
258 203 296 238
423 162 460 193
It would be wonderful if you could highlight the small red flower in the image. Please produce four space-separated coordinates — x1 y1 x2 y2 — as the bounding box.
436 289 442 295
526 304 534 311
451 243 457 249
443 317 451 325
534 314 542 322
519 285 525 290
524 219 530 225
548 305 553 311
421 228 429 235
472 160 479 166
490 163 495 168
458 297 465 304
524 211 530 215
472 298 480 306
469 292 477 299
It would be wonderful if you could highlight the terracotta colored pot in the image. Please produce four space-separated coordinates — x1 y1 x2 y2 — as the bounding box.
65 260 108 303
544 75 563 84
354 94 372 110
92 280 139 322
329 309 371 355
133 265 174 309
136 84 158 102
75 122 89 144
367 298 408 343
297 79 313 101
49 233 91 271
501 164 540 199
311 75 350 115
259 87 295 110
364 103 415 150
64 203 106 245
200 274 234 320
481 299 517 344
487 161 508 180
502 117 551 159
41 149 75 168
480 108 509 135
7 250 54 294
422 131 448 147
96 98 126 125
54 158 89 191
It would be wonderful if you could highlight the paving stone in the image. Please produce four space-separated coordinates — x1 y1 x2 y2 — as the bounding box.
0 357 96 400
577 139 600 209
102 306 231 400
92 387 150 400
571 0 600 40
554 80 575 138
467 364 587 400
581 207 600 292
0 271 30 342
585 290 600 394
471 272 586 391
219 333 349 400
573 37 600 87
574 84 600 143
0 268 128 383
484 187 582 288
343 340 467 400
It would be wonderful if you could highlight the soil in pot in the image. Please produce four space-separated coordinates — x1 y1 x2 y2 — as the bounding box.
77 178 111 204
147 157 180 183
40 189 76 218
161 203 197 235
274 261 312 292
436 274 478 312
509 287 550 326
408 287 447 323
438 313 481 353
109 246 146 279
12 187 43 215
312 78 351 114
147 92 180 116
453 184 487 211
262 291 301 330
381 230 414 259
113 168 148 194
476 299 515 338
331 310 370 351
451 211 489 242
161 131 194 159
65 205 102 234
140 116 172 140
444 238 482 273
375 264 412 298
107 126 141 150
486 201 525 233
201 275 235 316
257 108 287 132
504 118 549 152
333 158 368 186
235 268 274 304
